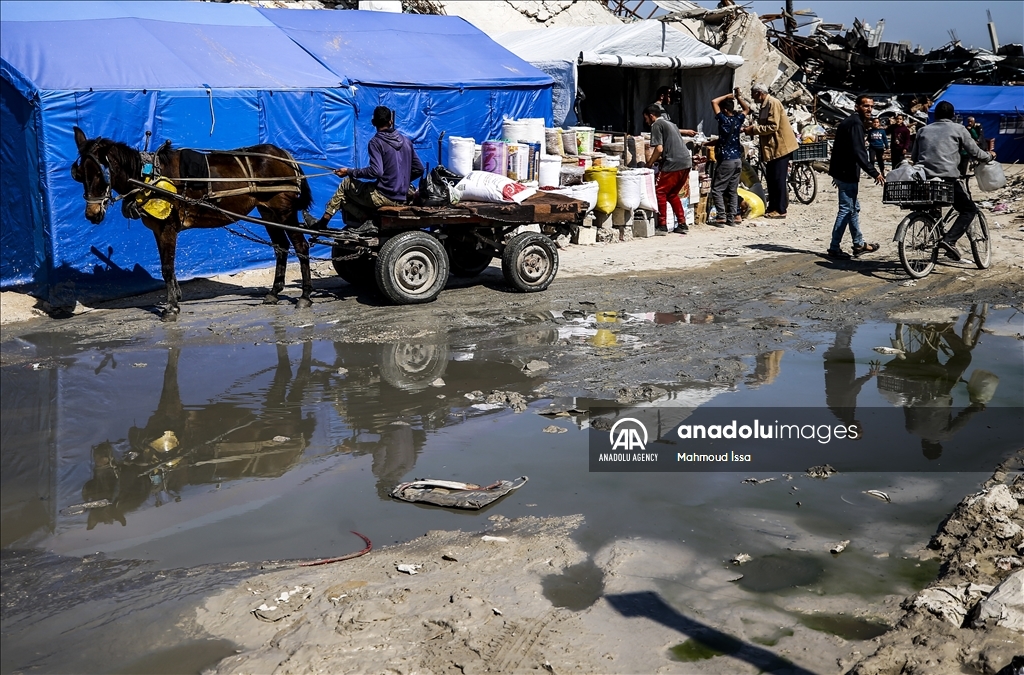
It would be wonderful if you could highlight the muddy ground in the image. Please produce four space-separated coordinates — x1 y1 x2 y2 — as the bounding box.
2 173 1023 674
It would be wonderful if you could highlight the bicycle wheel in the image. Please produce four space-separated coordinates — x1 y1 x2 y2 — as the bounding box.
790 163 817 204
969 212 991 269
897 212 939 279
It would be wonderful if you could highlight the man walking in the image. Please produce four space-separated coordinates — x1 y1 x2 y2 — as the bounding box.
709 90 749 227
914 101 996 261
743 83 798 219
826 94 884 260
312 106 423 235
644 104 695 234
887 114 911 168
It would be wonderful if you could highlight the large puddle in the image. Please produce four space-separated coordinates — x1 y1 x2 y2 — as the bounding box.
2 305 1022 670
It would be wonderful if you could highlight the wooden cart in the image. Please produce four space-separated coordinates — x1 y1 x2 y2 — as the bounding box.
313 191 587 305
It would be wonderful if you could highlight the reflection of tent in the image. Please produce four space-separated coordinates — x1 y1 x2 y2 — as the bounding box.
0 1 350 294
932 85 1024 163
493 20 742 133
260 9 553 171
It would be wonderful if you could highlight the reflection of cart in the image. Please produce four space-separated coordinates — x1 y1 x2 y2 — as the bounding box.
314 192 587 305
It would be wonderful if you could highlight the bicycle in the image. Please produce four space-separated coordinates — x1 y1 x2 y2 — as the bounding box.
884 178 990 279
752 142 823 205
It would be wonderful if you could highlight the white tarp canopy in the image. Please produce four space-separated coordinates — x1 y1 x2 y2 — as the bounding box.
494 20 743 128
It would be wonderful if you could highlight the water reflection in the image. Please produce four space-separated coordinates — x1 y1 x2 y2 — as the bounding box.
874 304 995 459
74 341 319 529
823 326 878 427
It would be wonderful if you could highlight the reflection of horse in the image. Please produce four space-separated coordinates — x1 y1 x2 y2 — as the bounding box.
78 343 318 528
876 304 992 459
70 127 314 320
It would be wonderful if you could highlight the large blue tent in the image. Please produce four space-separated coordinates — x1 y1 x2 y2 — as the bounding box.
258 8 553 170
932 85 1024 163
1 1 553 299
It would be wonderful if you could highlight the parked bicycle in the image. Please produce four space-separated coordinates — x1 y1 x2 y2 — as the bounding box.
752 141 825 205
884 177 990 279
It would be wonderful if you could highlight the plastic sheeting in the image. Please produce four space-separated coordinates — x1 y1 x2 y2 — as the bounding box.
932 85 1024 163
259 8 553 170
493 21 741 128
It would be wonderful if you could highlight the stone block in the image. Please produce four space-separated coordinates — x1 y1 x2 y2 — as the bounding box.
594 210 613 229
571 225 596 246
596 228 616 243
612 207 633 227
632 216 655 238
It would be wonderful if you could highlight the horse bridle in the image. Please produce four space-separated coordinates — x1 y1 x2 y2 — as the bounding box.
73 152 114 207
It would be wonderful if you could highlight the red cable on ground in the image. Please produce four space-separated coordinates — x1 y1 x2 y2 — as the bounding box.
299 531 372 567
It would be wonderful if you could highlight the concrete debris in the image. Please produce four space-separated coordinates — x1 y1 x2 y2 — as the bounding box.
485 390 529 412
805 464 837 479
970 569 1024 632
439 0 620 33
910 582 994 626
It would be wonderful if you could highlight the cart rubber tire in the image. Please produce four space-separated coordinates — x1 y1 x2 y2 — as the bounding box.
791 163 817 204
380 342 449 391
501 232 559 293
446 240 494 278
897 212 938 279
332 245 375 287
375 231 449 304
969 211 991 270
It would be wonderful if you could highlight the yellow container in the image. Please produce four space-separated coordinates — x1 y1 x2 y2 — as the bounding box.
584 166 618 214
737 186 765 219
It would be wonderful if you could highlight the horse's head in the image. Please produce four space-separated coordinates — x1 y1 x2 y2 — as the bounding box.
72 126 113 224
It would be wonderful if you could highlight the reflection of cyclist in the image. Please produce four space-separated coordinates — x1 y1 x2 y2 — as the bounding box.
823 326 879 430
876 311 988 459
912 101 997 262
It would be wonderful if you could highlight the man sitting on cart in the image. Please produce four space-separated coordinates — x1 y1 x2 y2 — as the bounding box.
913 101 996 261
310 106 424 236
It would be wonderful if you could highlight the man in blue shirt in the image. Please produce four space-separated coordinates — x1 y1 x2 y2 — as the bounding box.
312 106 423 235
709 90 749 226
867 118 889 177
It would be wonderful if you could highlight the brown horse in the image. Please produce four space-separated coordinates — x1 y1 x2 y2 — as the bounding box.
71 126 314 320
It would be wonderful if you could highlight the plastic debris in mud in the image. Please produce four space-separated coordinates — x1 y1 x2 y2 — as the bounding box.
805 464 837 479
830 540 851 554
396 564 422 575
390 476 528 510
731 553 753 565
864 490 891 503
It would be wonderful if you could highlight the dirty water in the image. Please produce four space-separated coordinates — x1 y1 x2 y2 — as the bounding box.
1 306 1022 673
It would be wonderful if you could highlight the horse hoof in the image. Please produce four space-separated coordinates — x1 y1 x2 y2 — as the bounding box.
263 294 280 305
296 298 313 309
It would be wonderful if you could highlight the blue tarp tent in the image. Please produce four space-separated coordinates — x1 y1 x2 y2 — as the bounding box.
0 1 353 296
932 85 1024 163
258 8 553 171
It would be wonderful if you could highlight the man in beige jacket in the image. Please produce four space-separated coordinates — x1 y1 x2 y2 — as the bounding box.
743 83 798 218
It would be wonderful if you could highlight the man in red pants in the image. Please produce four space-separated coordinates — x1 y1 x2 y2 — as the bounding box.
644 104 696 234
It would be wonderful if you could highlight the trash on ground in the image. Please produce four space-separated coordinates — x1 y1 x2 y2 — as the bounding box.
481 535 509 543
523 359 550 375
396 564 422 575
486 390 529 412
390 476 528 510
492 608 503 616
830 540 851 554
252 585 312 623
430 378 445 387
272 435 290 443
742 477 776 485
873 346 905 355
731 553 753 565
865 490 892 503
805 464 837 479
441 554 458 562
542 425 568 434
471 402 504 411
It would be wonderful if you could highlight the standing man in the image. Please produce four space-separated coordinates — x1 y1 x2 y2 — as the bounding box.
311 106 423 235
709 89 749 227
914 101 996 261
652 86 675 121
743 83 798 219
826 94 884 260
887 114 911 168
867 118 889 177
644 104 695 234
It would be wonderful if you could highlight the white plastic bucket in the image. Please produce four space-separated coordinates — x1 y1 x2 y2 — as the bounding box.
502 119 530 144
539 156 561 188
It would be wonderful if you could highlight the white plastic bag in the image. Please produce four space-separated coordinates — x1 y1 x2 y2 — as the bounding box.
635 168 657 211
975 160 1006 192
887 161 925 183
455 171 537 204
447 136 476 177
616 169 643 210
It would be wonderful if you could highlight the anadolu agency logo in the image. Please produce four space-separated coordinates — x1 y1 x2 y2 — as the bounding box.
609 417 649 451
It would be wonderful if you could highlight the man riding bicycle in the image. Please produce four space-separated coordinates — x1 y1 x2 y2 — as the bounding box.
912 101 996 261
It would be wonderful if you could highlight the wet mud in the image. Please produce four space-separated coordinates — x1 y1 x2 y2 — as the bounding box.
2 250 1022 674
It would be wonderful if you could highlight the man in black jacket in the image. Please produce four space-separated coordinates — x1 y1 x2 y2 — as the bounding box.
826 95 885 260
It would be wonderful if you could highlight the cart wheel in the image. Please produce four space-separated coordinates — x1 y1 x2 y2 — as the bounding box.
790 163 817 204
897 212 938 279
375 231 449 304
380 342 449 391
969 212 991 269
332 245 375 287
446 239 494 278
501 232 559 293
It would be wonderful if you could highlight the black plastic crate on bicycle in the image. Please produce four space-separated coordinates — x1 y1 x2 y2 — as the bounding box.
882 180 955 206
